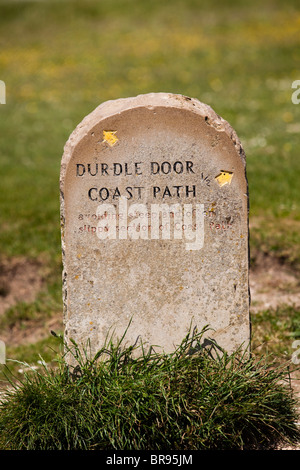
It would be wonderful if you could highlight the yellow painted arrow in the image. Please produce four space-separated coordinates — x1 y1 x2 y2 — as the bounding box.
215 170 233 187
102 130 118 147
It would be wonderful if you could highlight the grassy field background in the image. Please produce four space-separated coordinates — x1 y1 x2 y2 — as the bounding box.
0 0 300 377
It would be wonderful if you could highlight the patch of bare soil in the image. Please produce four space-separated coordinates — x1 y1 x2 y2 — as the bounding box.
250 253 300 449
0 256 44 316
2 316 62 347
250 253 300 313
0 256 62 347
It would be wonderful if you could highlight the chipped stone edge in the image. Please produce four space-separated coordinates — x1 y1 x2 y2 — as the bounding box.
60 92 249 339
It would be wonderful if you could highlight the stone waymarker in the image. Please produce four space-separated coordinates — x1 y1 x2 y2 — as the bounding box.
60 93 250 356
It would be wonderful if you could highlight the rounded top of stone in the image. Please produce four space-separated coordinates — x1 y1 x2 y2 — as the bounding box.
61 93 245 180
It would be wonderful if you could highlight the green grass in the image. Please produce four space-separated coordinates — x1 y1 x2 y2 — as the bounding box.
0 326 299 450
252 306 300 361
0 334 62 386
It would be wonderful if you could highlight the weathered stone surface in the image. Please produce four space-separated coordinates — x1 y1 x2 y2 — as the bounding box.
60 93 250 356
